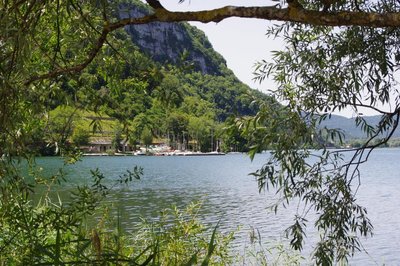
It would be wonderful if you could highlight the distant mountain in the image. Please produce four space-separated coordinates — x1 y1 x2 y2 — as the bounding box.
320 114 400 139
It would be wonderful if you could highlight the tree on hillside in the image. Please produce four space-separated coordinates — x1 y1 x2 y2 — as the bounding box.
141 127 153 152
3 0 400 263
72 127 90 146
153 73 184 109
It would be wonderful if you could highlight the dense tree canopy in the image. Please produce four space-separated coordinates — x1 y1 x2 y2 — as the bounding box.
2 0 400 264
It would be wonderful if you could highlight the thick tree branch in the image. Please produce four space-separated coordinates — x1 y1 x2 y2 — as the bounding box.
25 4 400 85
142 5 400 27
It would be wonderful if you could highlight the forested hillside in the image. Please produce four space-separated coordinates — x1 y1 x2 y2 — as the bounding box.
32 1 272 155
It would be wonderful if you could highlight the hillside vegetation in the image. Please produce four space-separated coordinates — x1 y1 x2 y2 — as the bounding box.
29 4 272 155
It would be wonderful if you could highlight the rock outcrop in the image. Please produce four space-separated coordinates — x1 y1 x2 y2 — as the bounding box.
119 3 226 75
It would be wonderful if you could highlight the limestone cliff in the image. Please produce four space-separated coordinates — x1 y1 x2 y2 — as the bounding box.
119 3 226 75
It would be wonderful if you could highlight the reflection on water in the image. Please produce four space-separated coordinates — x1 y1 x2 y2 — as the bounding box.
32 150 400 264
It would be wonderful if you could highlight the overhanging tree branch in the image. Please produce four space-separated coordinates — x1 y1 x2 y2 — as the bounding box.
136 4 400 27
25 2 400 85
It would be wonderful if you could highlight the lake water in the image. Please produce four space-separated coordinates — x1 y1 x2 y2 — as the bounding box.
33 149 400 264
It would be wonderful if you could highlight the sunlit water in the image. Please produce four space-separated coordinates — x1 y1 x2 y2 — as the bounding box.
32 149 400 264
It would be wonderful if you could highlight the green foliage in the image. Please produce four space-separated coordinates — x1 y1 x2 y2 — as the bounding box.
0 159 144 264
154 73 184 109
43 106 80 155
132 202 235 265
112 127 123 153
166 112 189 138
221 117 251 153
141 127 153 149
72 127 90 146
183 72 262 121
182 23 227 74
188 116 214 152
0 159 233 264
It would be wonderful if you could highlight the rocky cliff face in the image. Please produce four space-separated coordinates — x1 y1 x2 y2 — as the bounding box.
119 3 226 75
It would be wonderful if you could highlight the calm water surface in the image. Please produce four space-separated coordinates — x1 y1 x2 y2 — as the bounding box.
34 149 400 264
